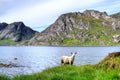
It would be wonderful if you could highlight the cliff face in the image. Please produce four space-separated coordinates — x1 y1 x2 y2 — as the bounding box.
27 10 120 46
0 22 37 42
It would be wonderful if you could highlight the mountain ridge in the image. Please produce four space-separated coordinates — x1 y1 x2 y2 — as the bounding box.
26 10 120 46
1 10 120 46
0 22 37 45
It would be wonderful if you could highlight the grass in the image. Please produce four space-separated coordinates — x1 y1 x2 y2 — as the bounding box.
0 39 17 46
1 52 120 80
0 74 10 80
2 65 120 80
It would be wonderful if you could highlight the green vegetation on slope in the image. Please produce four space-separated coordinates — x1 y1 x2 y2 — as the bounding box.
0 39 17 46
1 52 120 80
97 52 120 70
60 16 120 46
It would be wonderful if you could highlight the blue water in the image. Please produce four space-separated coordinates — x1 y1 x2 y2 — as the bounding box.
0 46 120 76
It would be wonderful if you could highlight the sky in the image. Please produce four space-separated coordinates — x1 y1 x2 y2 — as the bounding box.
0 0 120 31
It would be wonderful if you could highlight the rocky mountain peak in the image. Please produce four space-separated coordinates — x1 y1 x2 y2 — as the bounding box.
0 22 37 42
0 22 8 30
83 10 108 19
26 10 120 46
11 21 24 26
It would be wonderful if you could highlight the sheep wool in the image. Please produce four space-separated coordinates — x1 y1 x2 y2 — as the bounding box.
61 52 77 65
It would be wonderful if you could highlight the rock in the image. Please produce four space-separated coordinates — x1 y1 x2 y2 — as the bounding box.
112 20 120 30
0 22 8 30
0 62 23 68
83 10 108 19
14 58 18 60
113 35 120 43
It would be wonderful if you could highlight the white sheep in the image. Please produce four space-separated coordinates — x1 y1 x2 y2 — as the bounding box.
61 52 77 65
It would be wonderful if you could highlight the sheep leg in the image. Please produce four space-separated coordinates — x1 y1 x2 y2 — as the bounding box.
61 59 64 65
69 62 73 65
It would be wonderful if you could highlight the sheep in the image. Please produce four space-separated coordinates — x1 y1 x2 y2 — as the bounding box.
61 52 77 65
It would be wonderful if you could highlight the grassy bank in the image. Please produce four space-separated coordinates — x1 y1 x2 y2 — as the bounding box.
12 65 120 80
1 52 120 80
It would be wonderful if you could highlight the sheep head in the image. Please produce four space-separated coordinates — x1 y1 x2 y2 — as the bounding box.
71 52 77 57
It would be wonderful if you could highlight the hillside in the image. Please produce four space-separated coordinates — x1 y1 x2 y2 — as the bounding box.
0 22 37 45
97 52 120 69
27 10 120 46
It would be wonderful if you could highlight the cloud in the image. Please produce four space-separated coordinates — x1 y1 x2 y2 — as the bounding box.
0 0 119 31
88 0 120 14
0 0 104 26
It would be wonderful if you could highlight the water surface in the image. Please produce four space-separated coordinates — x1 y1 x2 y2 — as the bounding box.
0 46 120 76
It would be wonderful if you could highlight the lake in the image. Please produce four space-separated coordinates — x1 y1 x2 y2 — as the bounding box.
0 46 120 76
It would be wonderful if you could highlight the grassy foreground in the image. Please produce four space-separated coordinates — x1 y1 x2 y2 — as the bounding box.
1 52 120 80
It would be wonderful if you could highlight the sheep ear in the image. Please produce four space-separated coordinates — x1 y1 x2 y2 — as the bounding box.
71 52 73 54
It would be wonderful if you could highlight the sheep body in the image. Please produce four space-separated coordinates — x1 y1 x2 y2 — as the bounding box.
61 56 73 64
61 52 77 65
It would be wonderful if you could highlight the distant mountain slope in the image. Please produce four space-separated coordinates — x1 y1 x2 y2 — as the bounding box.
26 10 120 46
0 22 37 43
110 12 120 21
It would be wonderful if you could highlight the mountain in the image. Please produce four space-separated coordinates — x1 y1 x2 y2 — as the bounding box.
26 10 120 46
0 22 37 45
110 12 120 21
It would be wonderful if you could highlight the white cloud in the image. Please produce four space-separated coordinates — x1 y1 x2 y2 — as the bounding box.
0 0 104 26
88 0 120 14
0 0 119 31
